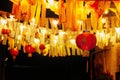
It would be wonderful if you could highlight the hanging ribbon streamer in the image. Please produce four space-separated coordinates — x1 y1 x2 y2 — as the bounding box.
58 0 66 23
71 0 78 31
90 1 111 32
26 0 36 22
86 18 91 31
11 0 31 22
80 1 87 20
11 0 21 21
98 1 110 32
29 0 37 20
91 10 98 32
27 0 36 5
90 1 103 19
35 1 41 25
20 0 31 22
103 1 111 12
65 0 72 30
113 1 120 19
40 0 46 26
98 17 103 32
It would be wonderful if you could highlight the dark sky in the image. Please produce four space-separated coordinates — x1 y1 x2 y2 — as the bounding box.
0 0 13 12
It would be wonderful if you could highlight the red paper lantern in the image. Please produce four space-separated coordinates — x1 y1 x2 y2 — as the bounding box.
39 44 45 51
1 28 11 35
10 47 19 59
76 31 97 50
25 45 35 57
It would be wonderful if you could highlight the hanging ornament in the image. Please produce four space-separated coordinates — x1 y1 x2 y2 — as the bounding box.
76 31 97 50
90 1 104 19
39 43 46 55
25 44 35 57
39 43 47 55
1 28 11 35
10 47 19 60
39 44 45 51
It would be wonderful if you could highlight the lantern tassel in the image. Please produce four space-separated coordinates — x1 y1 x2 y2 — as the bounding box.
28 53 32 57
13 56 16 60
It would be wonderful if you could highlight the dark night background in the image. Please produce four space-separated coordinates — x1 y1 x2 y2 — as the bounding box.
0 0 13 13
0 0 89 80
0 41 89 80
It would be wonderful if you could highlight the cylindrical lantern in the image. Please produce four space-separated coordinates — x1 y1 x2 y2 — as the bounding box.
10 47 19 59
76 31 97 50
25 45 35 57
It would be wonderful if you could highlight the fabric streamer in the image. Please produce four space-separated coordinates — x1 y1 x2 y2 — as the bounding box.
40 0 46 27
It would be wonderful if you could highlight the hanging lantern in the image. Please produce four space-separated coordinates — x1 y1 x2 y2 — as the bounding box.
39 44 46 55
1 28 11 35
39 44 45 51
76 31 97 50
25 45 35 57
10 47 19 59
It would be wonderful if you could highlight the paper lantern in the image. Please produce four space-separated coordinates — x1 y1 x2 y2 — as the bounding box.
10 47 19 59
76 31 97 50
39 44 45 51
25 45 35 57
1 28 11 35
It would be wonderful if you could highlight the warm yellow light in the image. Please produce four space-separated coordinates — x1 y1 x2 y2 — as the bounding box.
10 15 14 20
115 28 120 34
102 18 106 24
53 40 57 45
30 18 36 25
41 28 46 34
31 18 35 24
54 35 58 40
77 20 83 25
17 35 21 40
52 20 58 26
47 0 54 5
70 39 76 45
1 36 4 40
59 30 65 36
99 31 105 38
0 19 7 25
53 36 58 45
104 10 109 14
20 25 26 34
34 38 40 44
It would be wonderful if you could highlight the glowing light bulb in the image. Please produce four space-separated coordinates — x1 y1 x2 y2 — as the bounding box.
1 19 7 25
41 28 46 34
104 10 109 14
102 18 106 24
52 20 58 26
48 0 54 5
70 39 76 45
10 15 14 20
